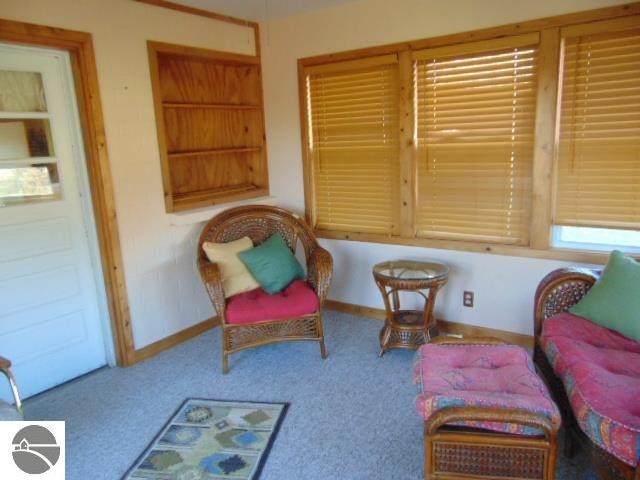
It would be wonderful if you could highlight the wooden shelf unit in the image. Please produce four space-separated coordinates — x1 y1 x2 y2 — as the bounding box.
148 41 269 212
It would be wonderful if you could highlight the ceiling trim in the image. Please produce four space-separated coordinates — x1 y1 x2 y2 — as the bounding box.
133 0 260 56
133 0 258 28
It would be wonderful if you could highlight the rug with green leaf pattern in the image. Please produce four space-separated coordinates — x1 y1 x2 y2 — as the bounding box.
123 399 288 480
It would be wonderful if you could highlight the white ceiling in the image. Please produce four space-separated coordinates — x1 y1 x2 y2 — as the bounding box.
172 0 361 22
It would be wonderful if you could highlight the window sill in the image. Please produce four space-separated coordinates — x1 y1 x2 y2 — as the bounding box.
314 229 639 265
168 195 278 226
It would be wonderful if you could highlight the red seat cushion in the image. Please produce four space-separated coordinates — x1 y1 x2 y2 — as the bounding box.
541 313 640 467
226 280 319 325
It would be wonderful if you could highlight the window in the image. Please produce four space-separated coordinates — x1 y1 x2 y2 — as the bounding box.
414 35 539 245
299 8 640 258
305 56 399 234
553 20 640 247
0 71 61 206
148 42 269 213
554 226 640 253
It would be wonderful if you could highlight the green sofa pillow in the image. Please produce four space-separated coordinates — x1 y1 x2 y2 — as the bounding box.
238 233 305 294
570 250 640 341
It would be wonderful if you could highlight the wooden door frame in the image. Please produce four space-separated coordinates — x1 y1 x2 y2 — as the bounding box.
0 18 136 366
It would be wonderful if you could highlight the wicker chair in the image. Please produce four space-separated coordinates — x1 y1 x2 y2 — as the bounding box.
534 268 639 480
197 205 333 373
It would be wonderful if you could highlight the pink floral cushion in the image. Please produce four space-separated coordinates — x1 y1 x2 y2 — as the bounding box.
226 280 319 325
414 343 560 436
541 313 640 467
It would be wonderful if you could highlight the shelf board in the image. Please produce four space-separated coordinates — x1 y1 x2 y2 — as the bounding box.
168 147 262 159
171 184 269 211
163 102 261 110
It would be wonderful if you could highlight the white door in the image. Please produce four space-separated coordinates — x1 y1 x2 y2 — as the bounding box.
0 43 110 400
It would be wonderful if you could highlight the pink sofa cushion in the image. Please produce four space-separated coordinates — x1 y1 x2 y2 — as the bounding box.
541 313 640 467
414 343 560 436
226 280 319 325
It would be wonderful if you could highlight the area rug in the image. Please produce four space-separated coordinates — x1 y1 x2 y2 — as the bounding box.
123 398 288 480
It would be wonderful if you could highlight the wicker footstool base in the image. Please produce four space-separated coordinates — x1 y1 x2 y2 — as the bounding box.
416 338 560 480
426 420 556 480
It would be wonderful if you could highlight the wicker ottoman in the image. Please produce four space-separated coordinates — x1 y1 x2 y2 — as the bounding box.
414 337 561 480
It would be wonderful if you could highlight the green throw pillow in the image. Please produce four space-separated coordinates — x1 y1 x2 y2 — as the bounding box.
570 250 640 341
238 233 305 294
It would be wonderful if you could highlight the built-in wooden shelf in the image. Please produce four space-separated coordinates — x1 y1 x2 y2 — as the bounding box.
148 41 269 213
163 102 261 110
168 147 262 159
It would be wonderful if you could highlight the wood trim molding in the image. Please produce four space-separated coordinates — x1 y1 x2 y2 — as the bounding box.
133 316 220 363
398 50 416 238
0 18 136 366
437 319 534 349
133 0 261 58
298 2 640 66
147 40 261 65
325 299 534 349
325 299 387 320
133 0 258 28
315 229 624 264
530 27 560 250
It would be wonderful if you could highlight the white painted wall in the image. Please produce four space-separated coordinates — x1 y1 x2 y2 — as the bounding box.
2 0 255 348
1 0 625 351
259 0 624 335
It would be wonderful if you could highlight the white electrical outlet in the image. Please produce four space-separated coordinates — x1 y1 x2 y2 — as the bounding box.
463 291 474 307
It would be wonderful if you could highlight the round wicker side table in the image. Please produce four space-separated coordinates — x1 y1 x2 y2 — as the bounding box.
373 260 449 356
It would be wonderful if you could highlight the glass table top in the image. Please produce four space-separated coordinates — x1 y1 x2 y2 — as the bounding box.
373 260 449 281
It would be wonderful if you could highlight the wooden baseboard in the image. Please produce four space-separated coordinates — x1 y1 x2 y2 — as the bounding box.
133 316 220 363
130 297 534 364
324 299 533 349
325 299 386 321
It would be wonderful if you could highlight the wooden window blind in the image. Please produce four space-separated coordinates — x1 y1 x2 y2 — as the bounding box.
555 23 640 230
304 55 399 234
413 34 539 244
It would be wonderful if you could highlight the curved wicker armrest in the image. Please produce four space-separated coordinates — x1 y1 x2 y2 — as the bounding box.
307 246 333 305
198 259 226 318
426 405 559 440
533 267 599 337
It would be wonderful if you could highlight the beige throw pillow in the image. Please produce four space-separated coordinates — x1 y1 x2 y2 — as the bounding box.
202 236 260 298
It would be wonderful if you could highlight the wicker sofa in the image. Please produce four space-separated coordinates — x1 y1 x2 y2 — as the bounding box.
533 268 640 480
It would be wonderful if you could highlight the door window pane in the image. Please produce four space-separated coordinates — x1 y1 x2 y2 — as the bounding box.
0 70 47 112
0 119 54 160
0 163 61 206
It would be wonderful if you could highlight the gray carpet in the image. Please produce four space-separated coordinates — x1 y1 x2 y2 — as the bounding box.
25 310 597 480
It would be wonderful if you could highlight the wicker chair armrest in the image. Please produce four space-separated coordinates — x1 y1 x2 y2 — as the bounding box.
198 259 226 317
533 267 599 338
430 336 507 346
307 246 333 305
426 405 559 440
